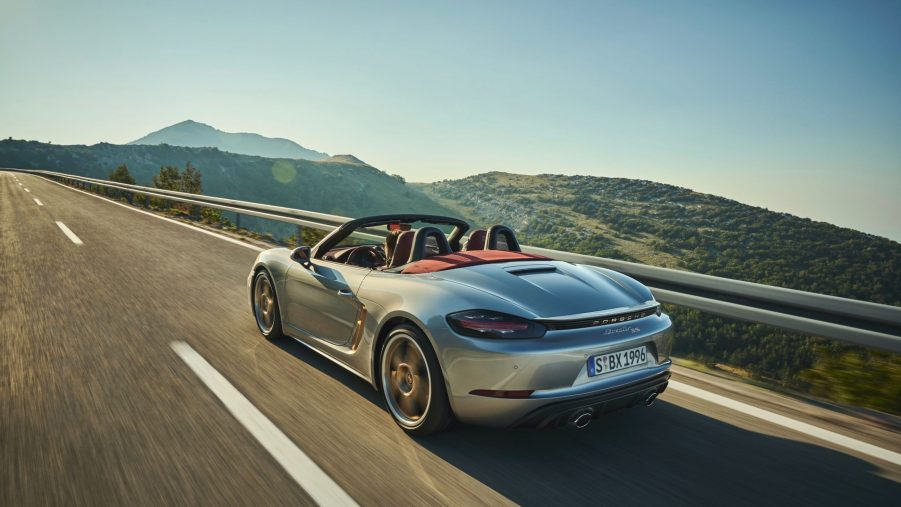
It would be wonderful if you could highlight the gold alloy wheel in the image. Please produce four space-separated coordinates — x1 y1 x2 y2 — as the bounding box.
381 333 432 427
254 274 275 333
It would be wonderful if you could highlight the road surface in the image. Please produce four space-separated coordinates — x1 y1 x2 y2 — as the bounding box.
1 171 899 506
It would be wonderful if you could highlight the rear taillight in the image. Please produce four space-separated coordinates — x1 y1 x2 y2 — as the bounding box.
447 310 547 339
470 389 534 399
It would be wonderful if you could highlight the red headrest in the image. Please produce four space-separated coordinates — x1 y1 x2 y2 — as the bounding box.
389 230 415 268
464 229 487 251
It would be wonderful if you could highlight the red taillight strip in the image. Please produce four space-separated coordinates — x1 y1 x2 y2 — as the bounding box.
469 389 535 399
457 320 529 332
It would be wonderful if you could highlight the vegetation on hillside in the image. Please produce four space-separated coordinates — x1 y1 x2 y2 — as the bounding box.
423 172 901 414
0 139 457 239
152 162 202 194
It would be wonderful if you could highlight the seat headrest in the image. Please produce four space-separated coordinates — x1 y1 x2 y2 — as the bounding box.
464 229 487 251
388 230 415 268
410 226 451 263
487 224 521 252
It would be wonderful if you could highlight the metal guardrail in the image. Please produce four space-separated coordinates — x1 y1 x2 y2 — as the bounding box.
13 168 901 353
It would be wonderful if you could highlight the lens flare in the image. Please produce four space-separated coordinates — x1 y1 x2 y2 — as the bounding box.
271 160 296 184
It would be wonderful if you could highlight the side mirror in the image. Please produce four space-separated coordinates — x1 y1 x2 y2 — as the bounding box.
291 246 312 268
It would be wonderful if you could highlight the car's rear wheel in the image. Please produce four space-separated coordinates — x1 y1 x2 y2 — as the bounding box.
253 270 284 340
380 324 453 435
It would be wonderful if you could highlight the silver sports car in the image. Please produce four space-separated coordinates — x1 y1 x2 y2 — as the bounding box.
248 214 673 435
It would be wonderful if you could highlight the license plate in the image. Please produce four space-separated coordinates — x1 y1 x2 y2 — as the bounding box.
588 345 648 377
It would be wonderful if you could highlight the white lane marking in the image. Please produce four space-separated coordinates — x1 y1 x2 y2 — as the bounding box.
41 177 263 252
24 188 30 192
55 221 84 245
33 198 43 206
669 380 901 466
170 341 358 506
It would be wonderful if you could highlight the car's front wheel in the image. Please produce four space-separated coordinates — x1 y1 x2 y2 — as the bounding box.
380 324 453 435
253 270 284 340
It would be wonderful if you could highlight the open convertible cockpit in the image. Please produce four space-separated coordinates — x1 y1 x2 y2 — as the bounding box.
313 214 549 273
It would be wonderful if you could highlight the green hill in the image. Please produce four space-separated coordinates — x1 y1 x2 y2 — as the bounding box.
421 172 901 413
0 139 456 238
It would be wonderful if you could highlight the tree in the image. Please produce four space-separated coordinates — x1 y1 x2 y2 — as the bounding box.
152 163 203 213
152 163 202 193
182 162 202 194
108 164 135 185
107 164 136 201
153 165 181 191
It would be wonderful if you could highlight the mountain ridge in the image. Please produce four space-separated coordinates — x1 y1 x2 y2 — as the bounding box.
128 120 330 161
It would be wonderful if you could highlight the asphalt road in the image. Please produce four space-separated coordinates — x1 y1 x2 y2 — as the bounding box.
2 171 899 506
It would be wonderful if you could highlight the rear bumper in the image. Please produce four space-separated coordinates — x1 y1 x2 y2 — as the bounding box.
431 312 674 427
448 360 672 427
512 369 671 428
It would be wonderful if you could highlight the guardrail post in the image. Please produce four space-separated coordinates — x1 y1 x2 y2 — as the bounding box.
296 225 304 247
235 213 241 230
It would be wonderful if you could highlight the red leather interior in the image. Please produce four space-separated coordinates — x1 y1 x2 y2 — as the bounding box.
464 229 487 251
401 250 550 274
388 230 415 268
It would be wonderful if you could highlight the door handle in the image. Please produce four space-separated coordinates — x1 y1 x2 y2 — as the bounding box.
337 289 354 297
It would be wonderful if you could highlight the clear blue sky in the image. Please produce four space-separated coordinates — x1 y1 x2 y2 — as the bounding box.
2 0 899 241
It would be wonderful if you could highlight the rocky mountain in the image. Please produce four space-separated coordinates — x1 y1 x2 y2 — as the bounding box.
129 120 329 161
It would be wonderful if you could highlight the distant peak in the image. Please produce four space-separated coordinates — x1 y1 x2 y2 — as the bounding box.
322 154 368 165
127 120 329 161
172 119 213 128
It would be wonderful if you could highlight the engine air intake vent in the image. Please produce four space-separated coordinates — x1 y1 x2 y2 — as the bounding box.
507 266 558 276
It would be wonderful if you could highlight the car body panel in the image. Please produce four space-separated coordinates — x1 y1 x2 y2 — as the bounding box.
284 262 369 345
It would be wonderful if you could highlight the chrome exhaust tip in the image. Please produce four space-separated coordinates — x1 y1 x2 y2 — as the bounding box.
645 392 658 407
571 410 593 429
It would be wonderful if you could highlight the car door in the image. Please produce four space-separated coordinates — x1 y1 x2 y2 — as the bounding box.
283 260 370 346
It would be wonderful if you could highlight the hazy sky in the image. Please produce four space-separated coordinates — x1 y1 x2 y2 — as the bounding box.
2 1 899 241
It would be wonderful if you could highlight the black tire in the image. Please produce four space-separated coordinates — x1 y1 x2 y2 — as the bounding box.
379 324 454 436
253 270 284 340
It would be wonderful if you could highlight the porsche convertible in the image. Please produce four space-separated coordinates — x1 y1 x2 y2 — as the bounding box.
248 214 673 435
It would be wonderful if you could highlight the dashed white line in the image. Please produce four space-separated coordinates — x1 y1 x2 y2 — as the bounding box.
170 341 358 507
24 188 31 192
41 177 263 252
55 221 84 245
33 198 44 206
668 380 901 466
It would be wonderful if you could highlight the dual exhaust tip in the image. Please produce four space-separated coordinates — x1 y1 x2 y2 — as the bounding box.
568 391 659 429
571 410 593 429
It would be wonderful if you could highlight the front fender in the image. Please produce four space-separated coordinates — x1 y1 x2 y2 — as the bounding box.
248 248 295 318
